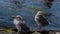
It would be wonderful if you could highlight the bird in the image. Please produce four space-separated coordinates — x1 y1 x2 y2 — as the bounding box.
13 15 30 34
35 11 50 30
13 0 22 8
44 0 54 8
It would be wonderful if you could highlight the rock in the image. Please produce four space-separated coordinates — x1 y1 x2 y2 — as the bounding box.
32 31 41 34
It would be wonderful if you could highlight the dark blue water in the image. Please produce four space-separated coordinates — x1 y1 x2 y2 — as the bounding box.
0 0 60 31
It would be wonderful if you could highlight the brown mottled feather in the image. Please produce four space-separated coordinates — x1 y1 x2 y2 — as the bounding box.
37 15 49 26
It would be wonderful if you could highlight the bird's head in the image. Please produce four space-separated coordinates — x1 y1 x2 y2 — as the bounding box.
37 11 43 15
14 15 22 21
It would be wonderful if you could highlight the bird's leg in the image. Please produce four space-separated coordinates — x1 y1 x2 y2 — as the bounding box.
38 23 43 31
17 31 20 34
17 31 22 34
36 22 42 31
17 30 26 34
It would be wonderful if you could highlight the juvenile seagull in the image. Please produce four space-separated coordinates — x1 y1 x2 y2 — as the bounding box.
44 0 54 8
35 11 49 29
13 15 30 34
13 0 22 8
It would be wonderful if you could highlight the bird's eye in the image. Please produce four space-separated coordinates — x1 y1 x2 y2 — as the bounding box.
19 18 22 20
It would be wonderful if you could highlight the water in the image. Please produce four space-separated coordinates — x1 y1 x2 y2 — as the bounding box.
0 0 60 31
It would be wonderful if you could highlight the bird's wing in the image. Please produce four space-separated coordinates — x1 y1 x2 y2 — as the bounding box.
37 15 49 26
18 21 30 31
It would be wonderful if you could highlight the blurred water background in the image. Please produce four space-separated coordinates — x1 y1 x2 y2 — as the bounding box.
0 0 60 31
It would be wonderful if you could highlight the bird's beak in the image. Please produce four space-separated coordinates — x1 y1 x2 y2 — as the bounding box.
11 16 16 18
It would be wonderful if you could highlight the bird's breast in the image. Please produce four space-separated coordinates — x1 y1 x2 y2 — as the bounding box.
13 19 20 25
